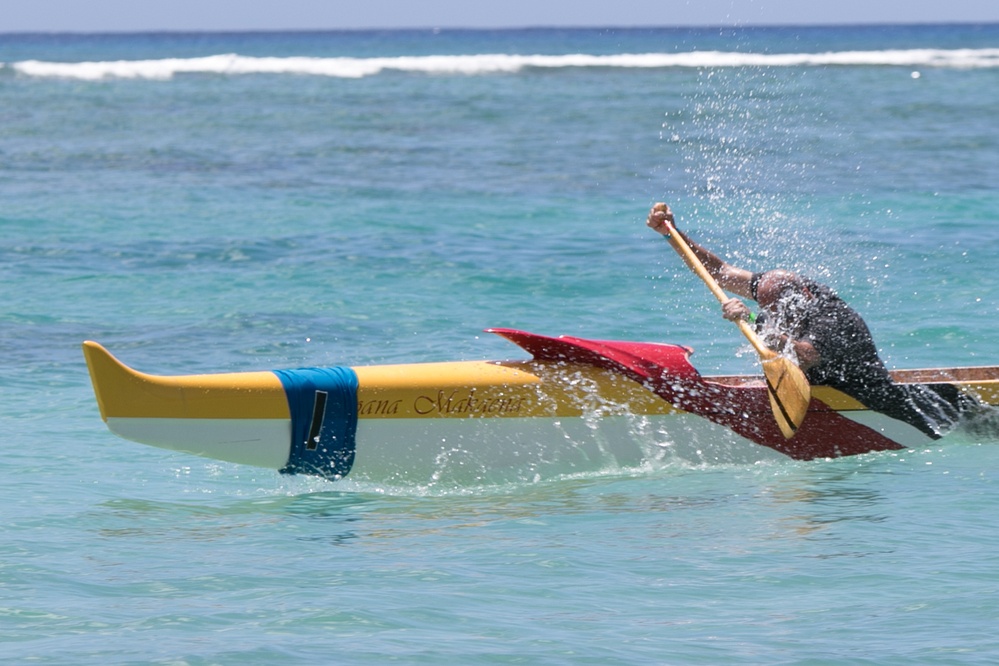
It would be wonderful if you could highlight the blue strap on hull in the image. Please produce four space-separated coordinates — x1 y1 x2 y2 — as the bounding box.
273 366 359 481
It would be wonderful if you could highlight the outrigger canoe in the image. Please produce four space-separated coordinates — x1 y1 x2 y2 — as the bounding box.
82 328 999 483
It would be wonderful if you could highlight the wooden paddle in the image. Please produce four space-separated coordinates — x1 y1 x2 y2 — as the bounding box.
659 220 811 439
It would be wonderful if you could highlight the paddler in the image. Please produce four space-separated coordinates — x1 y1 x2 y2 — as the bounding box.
646 202 977 438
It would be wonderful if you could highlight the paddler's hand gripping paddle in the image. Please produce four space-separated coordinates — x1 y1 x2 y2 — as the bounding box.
658 217 811 439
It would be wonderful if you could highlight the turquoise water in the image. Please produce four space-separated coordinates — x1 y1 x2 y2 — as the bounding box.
3 25 999 663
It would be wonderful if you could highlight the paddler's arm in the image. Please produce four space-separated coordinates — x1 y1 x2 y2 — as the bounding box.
770 333 821 371
720 297 820 370
646 203 755 299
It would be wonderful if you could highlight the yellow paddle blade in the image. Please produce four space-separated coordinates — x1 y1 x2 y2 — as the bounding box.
761 356 811 439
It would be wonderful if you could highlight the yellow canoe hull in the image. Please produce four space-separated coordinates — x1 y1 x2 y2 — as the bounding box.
82 331 999 483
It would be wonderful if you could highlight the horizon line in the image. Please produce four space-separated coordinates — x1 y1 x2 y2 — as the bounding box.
2 20 998 37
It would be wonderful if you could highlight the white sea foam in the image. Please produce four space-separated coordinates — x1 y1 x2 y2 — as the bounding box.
7 49 999 80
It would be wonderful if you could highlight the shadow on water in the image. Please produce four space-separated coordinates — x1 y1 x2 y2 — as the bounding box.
766 468 890 541
753 435 999 559
90 461 750 545
90 424 999 553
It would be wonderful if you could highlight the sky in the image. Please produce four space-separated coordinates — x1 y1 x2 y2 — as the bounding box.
3 0 999 33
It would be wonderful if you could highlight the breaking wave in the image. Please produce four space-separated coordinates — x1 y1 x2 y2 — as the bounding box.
5 48 999 80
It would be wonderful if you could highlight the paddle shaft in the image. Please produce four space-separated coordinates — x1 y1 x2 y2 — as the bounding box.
659 221 812 438
662 227 776 360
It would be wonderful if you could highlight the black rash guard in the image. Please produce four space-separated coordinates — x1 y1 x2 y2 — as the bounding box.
751 272 973 438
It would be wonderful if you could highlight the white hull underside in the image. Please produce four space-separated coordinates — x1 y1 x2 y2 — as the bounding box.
106 410 935 483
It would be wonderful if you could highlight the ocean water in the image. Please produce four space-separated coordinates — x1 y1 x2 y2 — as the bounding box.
2 24 999 664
